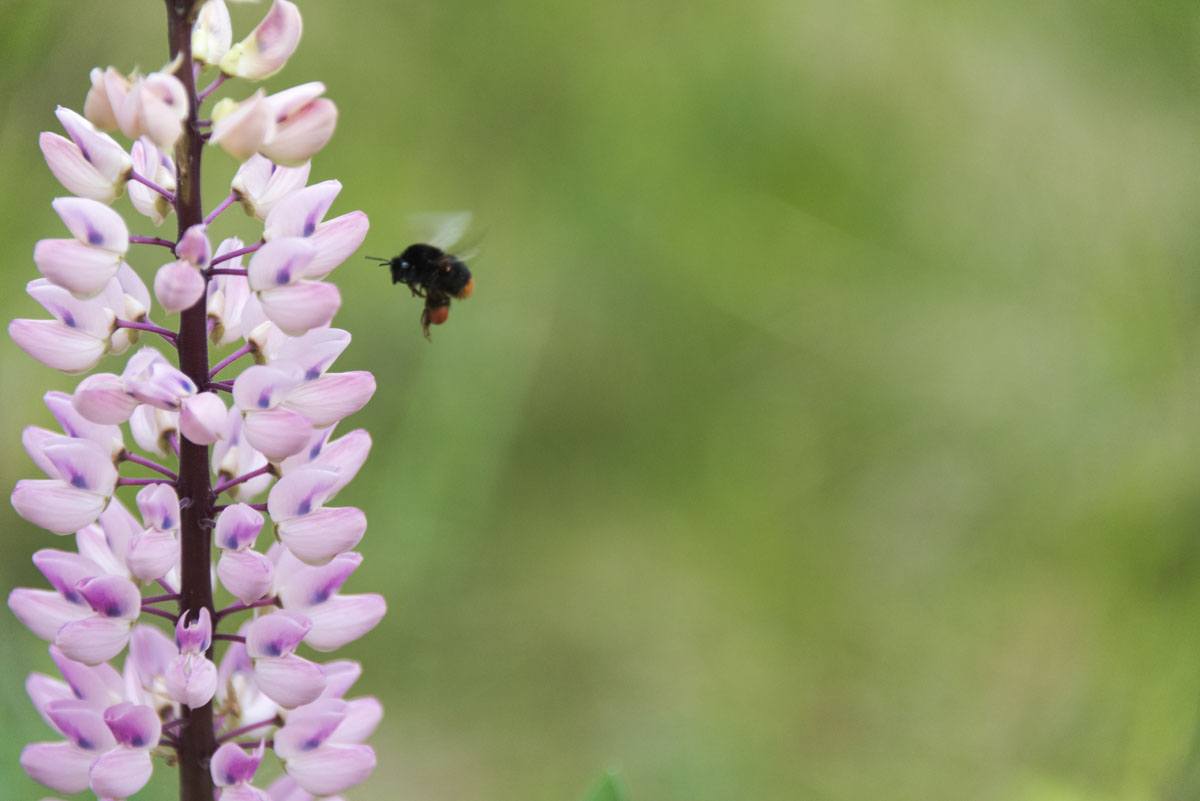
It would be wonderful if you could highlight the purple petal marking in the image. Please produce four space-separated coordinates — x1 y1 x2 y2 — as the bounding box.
103 702 161 748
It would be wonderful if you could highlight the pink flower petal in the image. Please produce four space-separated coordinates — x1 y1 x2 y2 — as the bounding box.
216 503 267 550
265 775 316 801
318 660 362 700
126 528 179 582
176 223 212 268
103 702 162 747
266 81 327 119
267 467 339 520
90 496 140 566
234 364 301 411
212 740 265 786
335 697 383 743
259 280 342 336
253 653 325 709
305 211 368 278
89 745 154 798
8 588 90 640
285 743 375 796
244 407 313 460
117 258 152 312
232 154 310 220
45 439 118 496
129 404 179 455
221 0 303 80
282 371 376 427
85 67 121 131
12 479 108 533
45 388 124 454
271 327 350 378
263 179 340 241
274 698 346 759
27 279 115 340
55 616 132 665
212 89 275 161
23 426 67 478
34 238 122 298
76 523 128 578
303 594 386 651
33 548 105 602
277 551 360 609
47 699 117 752
218 548 274 604
50 645 125 704
262 97 337 167
10 319 107 373
138 72 189 150
180 391 228 445
136 482 180 530
128 624 177 690
76 575 141 619
73 372 139 424
154 259 206 313
193 0 233 65
225 785 276 801
246 610 311 658
129 138 175 225
301 429 371 493
52 197 129 254
277 507 366 565
20 741 96 794
39 132 119 202
27 673 74 724
55 107 131 184
246 237 317 291
165 652 218 708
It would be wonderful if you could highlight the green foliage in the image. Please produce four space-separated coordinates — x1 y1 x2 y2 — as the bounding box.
584 773 630 801
3 1 1200 801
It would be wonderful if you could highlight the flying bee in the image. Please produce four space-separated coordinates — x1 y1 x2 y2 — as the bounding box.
365 212 476 339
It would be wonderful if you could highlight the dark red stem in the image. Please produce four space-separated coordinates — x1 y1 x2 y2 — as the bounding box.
129 170 176 203
167 4 217 800
209 241 261 267
209 343 252 379
141 605 179 623
130 235 177 248
212 464 273 496
118 477 174 487
121 451 179 480
216 716 282 743
116 319 178 346
214 596 279 622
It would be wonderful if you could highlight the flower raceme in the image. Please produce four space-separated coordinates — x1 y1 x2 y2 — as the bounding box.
8 1 382 799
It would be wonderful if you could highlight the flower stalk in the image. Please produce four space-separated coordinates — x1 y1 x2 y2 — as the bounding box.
9 2 382 800
165 5 219 799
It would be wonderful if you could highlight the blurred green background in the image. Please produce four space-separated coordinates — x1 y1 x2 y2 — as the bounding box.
2 1 1200 799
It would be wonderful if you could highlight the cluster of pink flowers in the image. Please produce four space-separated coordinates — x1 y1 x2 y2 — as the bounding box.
7 2 384 799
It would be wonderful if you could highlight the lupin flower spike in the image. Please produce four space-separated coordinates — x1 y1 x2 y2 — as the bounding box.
8 3 380 799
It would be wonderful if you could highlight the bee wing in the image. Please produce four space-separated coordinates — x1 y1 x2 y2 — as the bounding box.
409 211 473 252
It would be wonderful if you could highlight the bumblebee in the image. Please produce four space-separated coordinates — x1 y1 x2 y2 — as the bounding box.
367 213 476 338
